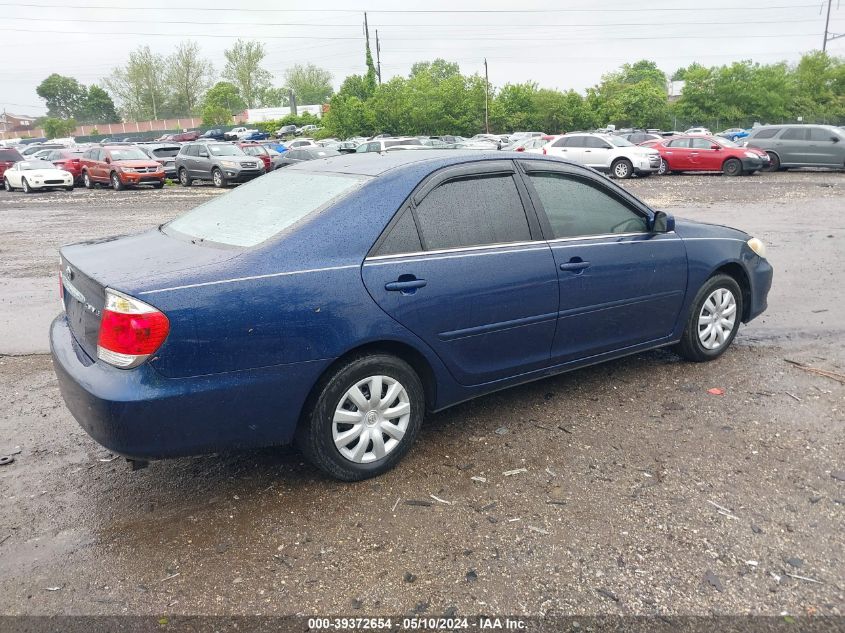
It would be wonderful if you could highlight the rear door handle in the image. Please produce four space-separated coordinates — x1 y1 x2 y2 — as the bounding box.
560 261 591 272
385 278 427 292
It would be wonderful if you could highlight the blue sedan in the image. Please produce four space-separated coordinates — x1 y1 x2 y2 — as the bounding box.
51 151 772 480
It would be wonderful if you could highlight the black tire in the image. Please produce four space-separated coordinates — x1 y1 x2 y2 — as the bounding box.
658 157 671 175
111 172 125 191
212 167 226 188
178 168 192 187
763 152 780 172
152 181 164 189
296 354 425 481
83 171 94 189
22 178 32 194
64 186 74 192
611 158 633 179
3 178 11 192
722 158 743 177
638 172 652 178
674 274 743 363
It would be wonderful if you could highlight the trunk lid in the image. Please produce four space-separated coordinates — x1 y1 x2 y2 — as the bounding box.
60 229 240 360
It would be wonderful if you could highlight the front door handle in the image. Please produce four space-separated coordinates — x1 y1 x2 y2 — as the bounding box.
385 276 427 294
559 260 591 272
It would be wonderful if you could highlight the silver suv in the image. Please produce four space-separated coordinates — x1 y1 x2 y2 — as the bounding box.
744 124 845 171
176 142 265 188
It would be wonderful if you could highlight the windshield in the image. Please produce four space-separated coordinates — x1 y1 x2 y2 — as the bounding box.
20 160 55 170
208 144 244 156
714 137 739 148
109 148 148 161
608 136 634 147
164 170 367 247
242 146 266 156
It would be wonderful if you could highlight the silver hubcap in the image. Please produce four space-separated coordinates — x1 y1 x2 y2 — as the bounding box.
614 162 629 177
659 159 667 174
698 288 737 350
332 375 411 464
213 171 222 185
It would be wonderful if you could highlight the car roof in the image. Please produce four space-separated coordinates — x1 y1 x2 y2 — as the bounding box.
288 148 580 177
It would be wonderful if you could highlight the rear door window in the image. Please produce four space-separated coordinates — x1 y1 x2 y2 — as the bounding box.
373 209 423 256
564 136 588 147
781 128 807 141
752 128 780 139
690 138 714 149
413 174 531 250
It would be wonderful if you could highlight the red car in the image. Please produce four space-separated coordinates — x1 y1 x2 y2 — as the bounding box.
651 135 766 176
0 146 24 182
237 142 272 171
44 148 86 184
80 145 165 190
171 130 200 142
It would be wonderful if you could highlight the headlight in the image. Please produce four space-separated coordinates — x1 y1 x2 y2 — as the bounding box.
747 237 767 259
220 160 238 168
744 151 758 159
121 167 136 173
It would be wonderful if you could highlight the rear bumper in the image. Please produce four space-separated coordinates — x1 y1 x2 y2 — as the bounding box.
50 315 330 459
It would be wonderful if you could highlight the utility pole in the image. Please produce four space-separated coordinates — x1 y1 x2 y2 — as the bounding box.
823 0 832 52
289 89 297 116
364 12 370 51
484 57 489 134
375 29 382 84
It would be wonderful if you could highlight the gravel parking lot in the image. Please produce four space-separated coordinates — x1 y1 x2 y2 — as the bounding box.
0 171 843 617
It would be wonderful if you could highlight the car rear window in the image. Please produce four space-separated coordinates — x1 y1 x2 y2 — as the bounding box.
164 170 367 247
152 147 180 157
0 149 23 161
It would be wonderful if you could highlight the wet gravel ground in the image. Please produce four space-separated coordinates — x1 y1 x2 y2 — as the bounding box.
0 171 843 617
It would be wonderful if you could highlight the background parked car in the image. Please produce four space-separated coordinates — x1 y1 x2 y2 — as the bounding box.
242 130 270 141
199 129 228 141
272 147 340 168
44 148 86 184
138 144 181 179
684 127 712 135
717 128 750 142
652 135 765 176
170 130 201 142
80 146 165 190
542 133 660 178
287 138 318 149
621 131 663 145
176 142 265 187
355 138 423 152
0 146 25 182
743 124 845 171
20 143 65 159
3 159 74 193
236 142 272 171
275 124 298 137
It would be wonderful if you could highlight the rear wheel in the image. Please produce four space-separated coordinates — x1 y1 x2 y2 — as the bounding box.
178 168 192 187
3 178 11 192
83 171 94 189
722 158 743 177
22 178 32 194
675 274 743 362
111 172 124 191
763 152 780 172
296 354 424 481
611 158 633 179
658 157 671 175
212 167 225 188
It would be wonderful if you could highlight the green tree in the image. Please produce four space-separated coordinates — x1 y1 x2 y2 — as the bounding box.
364 37 378 96
36 74 87 119
222 39 272 109
42 117 77 138
203 81 246 114
201 105 233 126
284 63 333 105
79 85 119 123
588 59 670 128
166 40 214 116
104 46 168 120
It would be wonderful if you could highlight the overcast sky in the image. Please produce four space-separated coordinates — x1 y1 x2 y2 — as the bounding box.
1 0 843 116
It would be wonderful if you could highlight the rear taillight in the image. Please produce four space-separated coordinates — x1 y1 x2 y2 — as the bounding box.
97 289 169 369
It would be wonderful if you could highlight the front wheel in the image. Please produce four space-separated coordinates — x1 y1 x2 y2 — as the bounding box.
296 354 425 481
212 168 225 188
152 181 164 189
722 158 743 177
22 178 32 194
83 171 94 189
64 186 74 192
611 158 633 179
111 172 125 191
674 274 743 362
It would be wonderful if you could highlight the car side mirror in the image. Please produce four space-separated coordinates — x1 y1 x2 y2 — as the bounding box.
104 157 111 163
651 210 674 233
832 136 840 143
711 144 721 150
